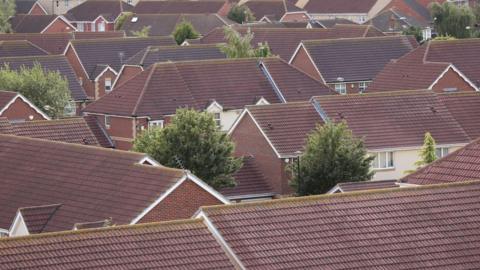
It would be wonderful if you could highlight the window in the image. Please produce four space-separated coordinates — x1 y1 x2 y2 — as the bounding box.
149 120 164 128
91 22 96 32
98 21 105 32
77 22 84 32
335 83 346 95
127 0 132 4
435 147 449 158
359 82 367 93
214 113 221 128
105 115 111 129
105 78 112 92
64 0 69 7
63 101 76 116
372 152 394 169
422 27 432 41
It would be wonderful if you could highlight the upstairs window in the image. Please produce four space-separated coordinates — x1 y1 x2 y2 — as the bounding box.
105 78 112 92
372 152 394 169
105 115 111 129
149 120 164 128
77 22 84 32
214 113 221 128
63 101 76 116
435 147 449 158
359 82 367 93
335 83 346 95
64 0 69 7
98 21 105 32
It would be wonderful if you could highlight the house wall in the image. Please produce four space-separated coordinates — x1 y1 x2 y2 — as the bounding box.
114 66 143 88
431 68 477 93
9 216 29 237
139 179 223 223
231 114 290 195
95 70 117 99
0 98 46 121
308 13 369 24
280 12 310 22
220 110 242 131
43 18 73 33
29 3 47 15
65 46 95 99
290 46 322 81
89 114 135 150
327 81 370 94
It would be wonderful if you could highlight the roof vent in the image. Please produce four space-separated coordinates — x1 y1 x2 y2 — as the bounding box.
267 123 274 130
131 16 138 23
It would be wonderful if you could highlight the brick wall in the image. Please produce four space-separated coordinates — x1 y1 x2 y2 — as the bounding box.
139 179 223 223
431 68 476 93
29 3 47 15
43 18 73 33
95 70 117 99
65 46 95 99
0 98 46 121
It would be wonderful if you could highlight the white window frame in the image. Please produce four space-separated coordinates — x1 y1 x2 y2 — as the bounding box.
63 101 76 116
149 120 164 128
435 147 449 158
105 78 112 92
105 115 111 129
335 83 346 95
91 22 96 32
359 81 367 93
371 152 394 169
98 21 105 32
213 112 221 128
64 0 69 7
77 22 84 32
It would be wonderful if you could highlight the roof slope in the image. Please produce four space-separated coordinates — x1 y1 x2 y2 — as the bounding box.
0 91 18 110
200 24 385 59
19 204 62 234
122 13 232 36
0 40 48 57
0 219 236 269
134 0 227 14
126 44 226 67
303 0 377 13
70 37 175 79
65 0 133 22
84 58 333 118
0 134 187 232
242 0 303 21
0 55 87 101
402 138 480 185
333 179 399 193
9 15 61 33
15 0 38 14
438 92 480 140
302 35 418 82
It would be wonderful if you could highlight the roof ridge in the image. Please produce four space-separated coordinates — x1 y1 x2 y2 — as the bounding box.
0 54 64 61
313 89 431 99
302 35 410 45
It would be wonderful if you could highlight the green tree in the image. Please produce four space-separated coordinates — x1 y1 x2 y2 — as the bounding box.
430 2 475 38
227 4 255 24
290 121 374 196
402 26 423 42
0 63 71 118
415 132 437 167
172 20 200 45
0 0 15 33
115 12 133 30
220 27 272 58
131 25 151 37
133 108 243 189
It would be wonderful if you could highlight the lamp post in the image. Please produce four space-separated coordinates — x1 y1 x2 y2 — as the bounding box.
295 150 302 193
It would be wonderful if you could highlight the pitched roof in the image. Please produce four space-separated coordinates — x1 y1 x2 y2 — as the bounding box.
121 13 232 36
200 24 385 59
303 0 377 13
126 44 226 68
0 40 48 57
438 92 480 140
69 37 175 79
84 58 334 118
18 204 62 234
0 117 113 147
134 0 228 14
220 156 274 199
9 15 68 33
0 55 87 101
65 0 133 22
329 179 399 193
14 0 39 14
402 138 480 185
0 32 125 55
0 134 192 232
315 18 357 28
242 0 303 21
301 35 418 83
0 91 18 110
0 219 237 269
201 181 480 269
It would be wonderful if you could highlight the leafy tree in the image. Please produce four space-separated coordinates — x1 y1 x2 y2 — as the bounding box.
430 2 475 38
0 0 15 33
115 12 133 30
172 20 200 45
227 4 255 24
0 63 71 118
131 25 151 37
133 108 243 189
402 26 423 42
290 121 374 196
220 27 272 58
416 132 437 167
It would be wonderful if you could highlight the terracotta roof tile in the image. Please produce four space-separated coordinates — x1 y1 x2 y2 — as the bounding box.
15 0 38 14
302 35 418 83
65 0 133 22
19 204 62 234
0 134 188 232
242 0 303 21
200 24 385 60
438 92 480 140
0 40 48 57
0 90 17 109
303 0 377 13
0 219 236 269
9 14 62 33
202 181 480 269
134 0 228 14
333 179 399 193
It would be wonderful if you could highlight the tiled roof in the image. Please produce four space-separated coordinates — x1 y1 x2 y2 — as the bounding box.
0 55 87 101
19 204 62 234
134 0 228 14
121 13 232 36
126 44 226 68
201 181 480 269
0 90 17 110
0 117 113 147
220 156 274 199
65 0 133 22
246 101 322 157
0 40 48 57
0 134 188 232
402 138 480 185
315 18 357 28
313 90 470 150
242 0 303 21
69 37 175 79
303 0 377 13
438 92 480 140
301 35 418 83
200 24 385 60
332 179 399 193
84 58 333 118
0 219 237 269
0 32 125 55
9 14 62 33
14 0 38 14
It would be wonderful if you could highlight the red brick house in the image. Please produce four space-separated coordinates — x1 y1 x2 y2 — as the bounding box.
83 57 334 150
65 0 133 32
369 39 480 93
0 90 49 121
289 35 418 94
63 37 175 100
9 15 76 33
0 134 229 237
